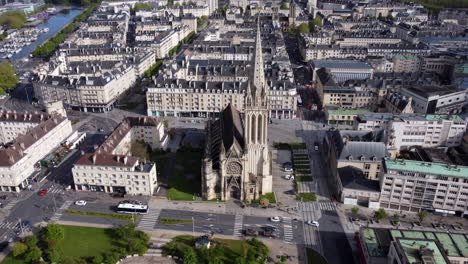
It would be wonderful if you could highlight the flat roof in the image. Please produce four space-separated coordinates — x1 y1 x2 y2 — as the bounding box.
362 228 468 259
328 109 371 115
425 114 464 121
398 239 448 264
384 158 468 178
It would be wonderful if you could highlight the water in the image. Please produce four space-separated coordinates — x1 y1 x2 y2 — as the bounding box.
8 8 83 60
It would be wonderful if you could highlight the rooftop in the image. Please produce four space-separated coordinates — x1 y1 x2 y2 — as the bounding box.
328 109 371 115
397 239 448 264
384 158 468 178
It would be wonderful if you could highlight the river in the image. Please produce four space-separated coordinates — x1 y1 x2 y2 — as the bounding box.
8 8 83 60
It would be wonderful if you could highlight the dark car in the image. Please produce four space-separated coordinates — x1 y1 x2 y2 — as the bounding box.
0 242 9 252
262 230 277 238
244 229 258 236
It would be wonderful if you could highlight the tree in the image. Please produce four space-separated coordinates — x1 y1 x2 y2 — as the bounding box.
393 213 400 224
163 120 169 128
42 223 65 244
374 208 388 222
91 255 104 264
24 246 42 263
296 23 310 34
417 211 428 223
131 140 150 160
182 247 198 264
280 2 288 9
11 242 28 257
259 198 269 208
0 11 27 29
351 206 359 216
46 248 62 263
24 235 38 248
0 61 19 94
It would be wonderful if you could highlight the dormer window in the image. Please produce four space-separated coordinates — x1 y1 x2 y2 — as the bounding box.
360 156 365 161
348 156 353 160
372 156 378 161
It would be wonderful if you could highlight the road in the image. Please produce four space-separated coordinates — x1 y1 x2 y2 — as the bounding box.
300 121 355 264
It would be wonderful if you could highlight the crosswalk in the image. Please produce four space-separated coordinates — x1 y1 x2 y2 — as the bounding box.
137 209 161 230
0 222 16 229
283 217 293 243
50 200 73 221
233 214 243 236
48 186 65 195
319 202 337 211
3 200 20 211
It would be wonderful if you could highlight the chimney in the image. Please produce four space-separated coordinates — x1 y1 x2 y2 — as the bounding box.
123 156 128 164
92 154 97 164
80 150 85 155
93 144 98 150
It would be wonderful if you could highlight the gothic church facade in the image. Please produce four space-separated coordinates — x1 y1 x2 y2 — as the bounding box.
201 20 273 201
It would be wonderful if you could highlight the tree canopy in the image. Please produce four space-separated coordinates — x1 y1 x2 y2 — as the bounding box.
0 11 27 29
0 62 19 95
296 23 310 34
280 2 289 9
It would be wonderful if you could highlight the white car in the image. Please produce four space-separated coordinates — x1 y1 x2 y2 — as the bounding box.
284 167 293 172
284 174 295 180
75 200 87 206
269 216 281 222
307 220 320 227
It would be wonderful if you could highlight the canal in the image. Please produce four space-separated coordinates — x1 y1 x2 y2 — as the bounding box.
10 8 83 60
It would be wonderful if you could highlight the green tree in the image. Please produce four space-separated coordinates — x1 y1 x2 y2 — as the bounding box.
0 61 19 94
183 247 198 264
0 11 27 29
351 206 359 216
296 23 310 34
91 255 104 264
24 235 38 248
24 246 42 263
374 208 388 222
42 223 65 244
46 248 62 263
133 3 153 11
417 211 428 223
280 2 288 9
11 242 28 257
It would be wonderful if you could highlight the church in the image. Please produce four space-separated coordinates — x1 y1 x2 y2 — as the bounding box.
201 20 273 201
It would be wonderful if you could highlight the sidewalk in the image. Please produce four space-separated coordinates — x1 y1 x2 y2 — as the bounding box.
149 198 301 218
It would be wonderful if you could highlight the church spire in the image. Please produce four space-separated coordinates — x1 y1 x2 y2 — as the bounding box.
253 18 265 96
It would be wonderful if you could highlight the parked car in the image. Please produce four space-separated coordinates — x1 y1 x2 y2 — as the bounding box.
307 220 320 227
261 230 277 238
244 229 258 236
284 167 293 172
269 216 280 222
314 142 319 151
38 189 48 196
75 200 87 206
284 174 294 180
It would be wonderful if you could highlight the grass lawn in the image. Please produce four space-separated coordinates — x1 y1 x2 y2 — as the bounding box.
273 142 306 150
166 149 202 200
64 210 135 221
294 164 310 169
159 218 193 225
297 193 317 202
252 192 277 204
1 256 26 264
296 176 313 182
293 154 309 159
306 247 328 264
56 225 116 259
295 169 312 175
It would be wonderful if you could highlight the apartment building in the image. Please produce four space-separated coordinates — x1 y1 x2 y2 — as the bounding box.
72 117 168 195
379 158 468 214
401 85 467 115
0 111 73 192
388 114 466 154
392 55 421 73
358 227 467 264
335 32 402 48
324 87 378 110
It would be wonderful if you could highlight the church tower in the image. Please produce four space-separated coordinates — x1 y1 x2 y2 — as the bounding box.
289 0 296 27
242 18 272 201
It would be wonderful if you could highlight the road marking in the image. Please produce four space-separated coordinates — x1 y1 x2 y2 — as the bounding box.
60 200 73 210
283 217 293 243
137 209 161 230
319 202 336 211
233 215 243 236
3 199 20 211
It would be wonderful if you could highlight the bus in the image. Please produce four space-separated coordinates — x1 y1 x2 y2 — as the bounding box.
116 200 149 214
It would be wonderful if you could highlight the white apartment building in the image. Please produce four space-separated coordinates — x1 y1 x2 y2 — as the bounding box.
388 115 466 154
380 158 468 214
0 111 73 192
401 86 467 115
73 154 157 195
146 81 298 119
72 117 168 195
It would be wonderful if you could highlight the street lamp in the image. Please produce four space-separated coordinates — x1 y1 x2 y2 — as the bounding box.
192 217 195 236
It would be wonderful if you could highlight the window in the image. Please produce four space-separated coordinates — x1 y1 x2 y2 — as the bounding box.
364 164 371 170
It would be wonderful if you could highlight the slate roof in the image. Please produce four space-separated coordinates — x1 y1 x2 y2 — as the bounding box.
338 142 388 161
75 153 138 167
